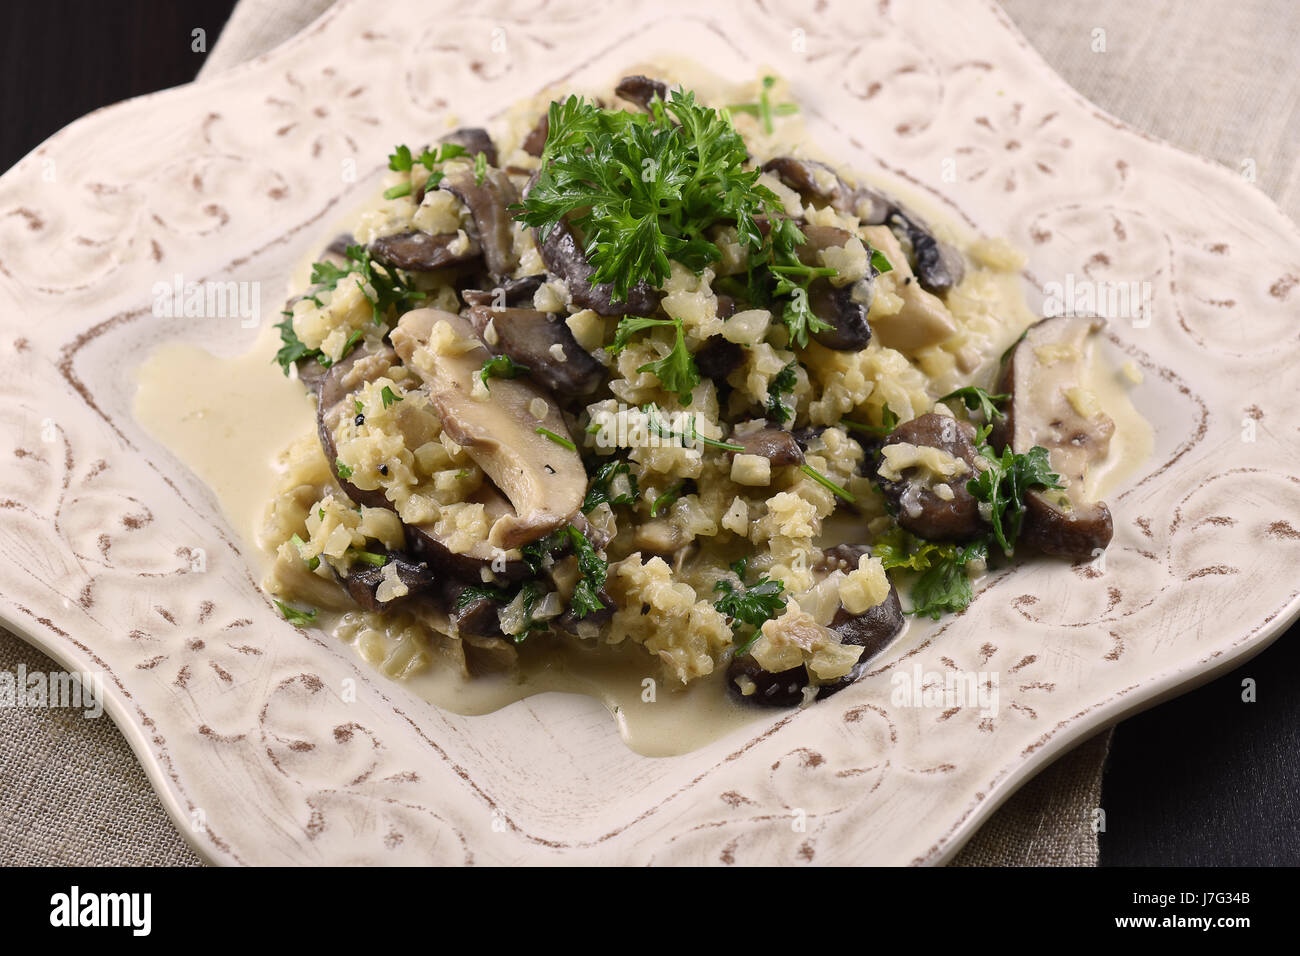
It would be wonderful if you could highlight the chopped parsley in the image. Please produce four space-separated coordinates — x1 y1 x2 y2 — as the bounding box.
769 258 835 348
765 361 798 424
967 443 1062 556
509 581 550 642
473 150 488 185
456 583 511 610
380 385 403 408
910 539 988 620
479 354 529 391
536 427 577 451
728 75 799 135
939 386 1009 422
273 317 320 375
800 463 855 503
842 403 900 438
336 460 354 481
643 405 743 452
610 316 700 404
582 459 639 513
714 558 787 655
345 548 387 568
566 525 608 619
873 525 986 620
388 141 468 194
273 600 318 625
649 482 683 517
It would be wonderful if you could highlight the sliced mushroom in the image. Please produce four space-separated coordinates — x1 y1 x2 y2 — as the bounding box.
809 283 872 351
896 214 965 296
460 274 546 309
391 308 587 549
614 74 668 111
403 482 533 582
440 127 498 167
441 580 507 637
762 157 891 224
861 225 957 352
764 157 964 295
727 573 904 707
792 424 827 451
521 113 549 157
440 163 519 278
736 427 804 466
994 316 1115 558
314 341 527 581
324 232 356 258
874 412 984 542
340 553 438 611
369 230 481 272
693 335 744 382
466 304 605 396
797 224 873 351
536 219 660 317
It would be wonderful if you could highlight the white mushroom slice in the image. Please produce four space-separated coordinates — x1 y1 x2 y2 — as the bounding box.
995 315 1115 557
391 308 586 549
871 281 957 352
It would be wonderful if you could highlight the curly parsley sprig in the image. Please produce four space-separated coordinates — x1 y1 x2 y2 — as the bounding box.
714 558 787 655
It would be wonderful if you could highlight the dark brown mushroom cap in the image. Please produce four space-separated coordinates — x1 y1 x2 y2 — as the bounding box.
763 156 964 296
324 232 357 258
557 587 616 633
614 74 668 111
339 553 438 611
993 315 1115 558
693 335 744 382
521 113 549 157
795 224 873 351
440 580 507 637
536 219 660 317
460 274 546 309
808 283 872 351
874 413 984 542
440 163 520 278
439 127 498 167
888 208 965 296
726 580 904 707
761 157 891 224
466 304 605 396
368 230 481 272
737 427 805 466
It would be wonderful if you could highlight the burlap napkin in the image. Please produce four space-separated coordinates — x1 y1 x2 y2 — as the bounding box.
3 0 1296 866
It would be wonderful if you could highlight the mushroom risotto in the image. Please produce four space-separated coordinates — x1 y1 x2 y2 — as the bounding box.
258 70 1128 709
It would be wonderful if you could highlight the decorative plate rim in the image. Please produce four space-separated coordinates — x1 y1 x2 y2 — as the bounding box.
2 0 1298 866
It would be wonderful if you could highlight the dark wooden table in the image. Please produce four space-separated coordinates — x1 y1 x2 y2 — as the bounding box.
2 0 1296 866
